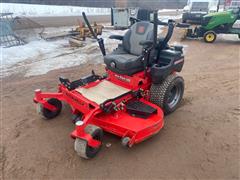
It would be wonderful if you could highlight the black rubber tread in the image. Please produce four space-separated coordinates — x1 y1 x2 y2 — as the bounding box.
150 74 184 115
42 98 62 119
203 31 217 43
150 74 177 107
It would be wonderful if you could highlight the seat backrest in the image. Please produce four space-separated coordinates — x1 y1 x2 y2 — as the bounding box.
123 21 154 56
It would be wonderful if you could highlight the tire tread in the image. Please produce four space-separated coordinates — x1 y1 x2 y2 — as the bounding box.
150 74 184 114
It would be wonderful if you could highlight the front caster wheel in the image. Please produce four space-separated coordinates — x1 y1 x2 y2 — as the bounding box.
150 74 184 115
74 125 103 159
41 98 62 119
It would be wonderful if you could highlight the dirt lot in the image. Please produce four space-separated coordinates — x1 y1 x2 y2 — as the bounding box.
1 29 239 179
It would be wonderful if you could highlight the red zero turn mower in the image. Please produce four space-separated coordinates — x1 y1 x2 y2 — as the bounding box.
33 12 185 159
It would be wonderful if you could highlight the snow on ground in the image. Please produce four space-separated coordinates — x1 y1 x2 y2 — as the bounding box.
158 8 182 22
233 20 240 28
218 34 240 41
1 39 70 77
0 28 126 77
159 9 181 12
0 3 110 17
159 14 182 22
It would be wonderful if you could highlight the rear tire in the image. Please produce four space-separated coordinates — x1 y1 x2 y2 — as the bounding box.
42 98 62 119
203 31 217 43
150 74 184 115
74 125 103 159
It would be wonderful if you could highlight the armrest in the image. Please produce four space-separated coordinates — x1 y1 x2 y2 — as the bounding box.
109 35 123 41
139 40 153 47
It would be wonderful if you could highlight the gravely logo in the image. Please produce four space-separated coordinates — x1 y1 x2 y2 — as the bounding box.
115 74 130 83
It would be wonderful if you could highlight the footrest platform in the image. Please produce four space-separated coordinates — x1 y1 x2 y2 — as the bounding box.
126 100 157 118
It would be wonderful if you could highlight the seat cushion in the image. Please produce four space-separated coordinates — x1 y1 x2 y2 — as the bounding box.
103 21 154 76
104 52 144 76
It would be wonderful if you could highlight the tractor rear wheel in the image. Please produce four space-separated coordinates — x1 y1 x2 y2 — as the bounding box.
203 31 217 43
150 74 184 115
74 125 103 159
41 98 62 119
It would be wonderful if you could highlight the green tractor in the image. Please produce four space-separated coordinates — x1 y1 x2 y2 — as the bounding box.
185 8 240 43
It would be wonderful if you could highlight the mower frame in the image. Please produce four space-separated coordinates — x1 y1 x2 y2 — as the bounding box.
33 11 186 158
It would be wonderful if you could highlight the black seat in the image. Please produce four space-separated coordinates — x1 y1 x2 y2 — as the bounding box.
104 21 154 76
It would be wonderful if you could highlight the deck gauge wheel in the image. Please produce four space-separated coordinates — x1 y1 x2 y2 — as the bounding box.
74 125 103 159
121 137 131 147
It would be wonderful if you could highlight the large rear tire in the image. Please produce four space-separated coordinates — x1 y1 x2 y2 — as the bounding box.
150 74 184 115
74 125 103 159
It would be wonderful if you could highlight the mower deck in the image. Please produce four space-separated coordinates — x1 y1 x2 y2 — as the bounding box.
91 99 164 144
72 80 164 146
34 77 164 147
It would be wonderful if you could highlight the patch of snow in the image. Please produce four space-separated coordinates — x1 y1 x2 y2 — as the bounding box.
172 41 188 48
0 28 126 77
159 9 182 13
25 50 88 76
158 15 182 22
218 34 240 41
233 20 240 28
0 3 110 17
1 40 61 67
